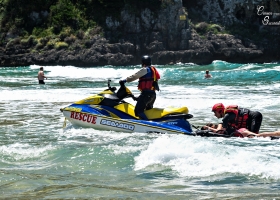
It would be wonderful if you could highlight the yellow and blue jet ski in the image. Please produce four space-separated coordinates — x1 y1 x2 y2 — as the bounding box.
60 80 194 135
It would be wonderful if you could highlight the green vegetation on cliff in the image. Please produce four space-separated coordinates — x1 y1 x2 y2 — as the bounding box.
0 0 163 46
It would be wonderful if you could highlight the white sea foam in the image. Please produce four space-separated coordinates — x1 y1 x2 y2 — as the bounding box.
0 143 53 160
134 134 280 180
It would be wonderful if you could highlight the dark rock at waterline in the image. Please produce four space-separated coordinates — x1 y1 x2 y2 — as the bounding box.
0 31 279 67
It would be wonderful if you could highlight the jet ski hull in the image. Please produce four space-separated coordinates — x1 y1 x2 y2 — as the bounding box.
61 104 194 135
60 80 194 135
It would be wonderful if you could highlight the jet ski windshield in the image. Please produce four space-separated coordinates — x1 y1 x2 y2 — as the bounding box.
102 93 119 100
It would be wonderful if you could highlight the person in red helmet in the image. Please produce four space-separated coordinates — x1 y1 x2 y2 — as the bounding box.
211 103 263 136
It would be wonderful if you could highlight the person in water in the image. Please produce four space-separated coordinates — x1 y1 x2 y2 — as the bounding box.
38 66 47 84
119 55 160 120
236 129 280 138
204 70 212 78
202 123 280 138
211 103 263 136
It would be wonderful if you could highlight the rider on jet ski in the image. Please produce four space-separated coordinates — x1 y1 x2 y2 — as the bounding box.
119 55 160 120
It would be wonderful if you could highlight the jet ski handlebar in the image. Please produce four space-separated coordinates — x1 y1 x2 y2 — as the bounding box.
107 79 117 92
107 79 138 101
129 94 138 101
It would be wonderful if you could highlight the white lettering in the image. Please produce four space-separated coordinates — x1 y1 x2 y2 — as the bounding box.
262 16 270 25
257 5 264 15
100 119 135 131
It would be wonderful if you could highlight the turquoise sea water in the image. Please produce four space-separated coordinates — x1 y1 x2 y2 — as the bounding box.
1 61 280 199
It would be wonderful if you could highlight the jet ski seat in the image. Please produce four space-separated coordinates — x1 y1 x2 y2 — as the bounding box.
145 107 189 120
114 103 189 120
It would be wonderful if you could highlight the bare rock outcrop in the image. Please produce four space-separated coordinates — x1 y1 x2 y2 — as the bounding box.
0 0 279 67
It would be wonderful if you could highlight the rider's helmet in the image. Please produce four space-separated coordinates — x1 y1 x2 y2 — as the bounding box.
141 55 152 66
212 103 225 113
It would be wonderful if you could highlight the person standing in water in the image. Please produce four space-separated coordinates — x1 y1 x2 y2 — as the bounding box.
204 70 212 78
38 67 47 84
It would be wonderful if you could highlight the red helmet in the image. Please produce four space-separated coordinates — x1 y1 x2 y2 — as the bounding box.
212 103 225 112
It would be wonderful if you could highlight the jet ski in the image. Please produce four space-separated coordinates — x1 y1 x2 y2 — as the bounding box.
60 80 194 135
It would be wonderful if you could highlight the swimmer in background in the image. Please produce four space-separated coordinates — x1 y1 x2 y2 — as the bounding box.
204 70 212 79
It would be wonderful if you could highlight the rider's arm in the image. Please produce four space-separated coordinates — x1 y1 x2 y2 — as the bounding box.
205 123 224 133
205 114 233 134
126 68 147 82
222 114 230 129
219 113 236 134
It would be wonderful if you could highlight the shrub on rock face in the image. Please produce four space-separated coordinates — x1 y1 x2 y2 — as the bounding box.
76 30 85 40
55 41 69 49
59 32 68 41
195 22 209 34
207 24 223 34
20 35 37 47
46 39 57 49
30 36 38 46
85 26 103 37
59 27 73 40
6 39 15 48
31 35 38 45
39 37 49 46
6 38 21 48
32 27 51 38
35 42 45 50
195 22 224 35
64 35 76 44
20 38 29 46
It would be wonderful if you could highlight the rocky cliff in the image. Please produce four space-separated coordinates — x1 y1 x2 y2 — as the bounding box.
0 0 279 67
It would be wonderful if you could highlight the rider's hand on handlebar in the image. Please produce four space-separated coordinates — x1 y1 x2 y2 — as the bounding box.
119 79 126 85
132 96 138 101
